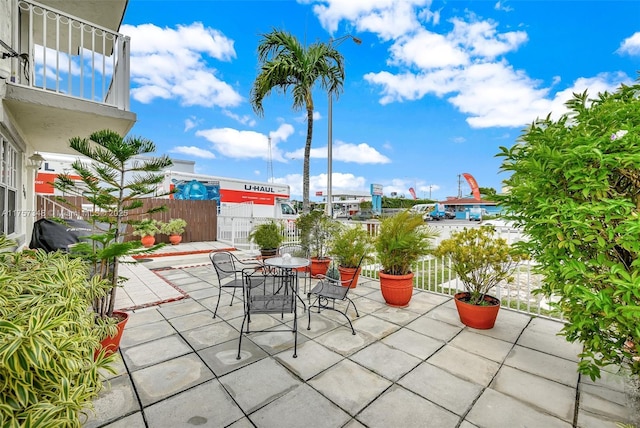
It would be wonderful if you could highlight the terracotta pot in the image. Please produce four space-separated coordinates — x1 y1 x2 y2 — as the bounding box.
140 235 155 248
95 311 129 360
379 271 414 307
454 292 500 329
169 234 182 245
310 257 331 278
338 266 362 288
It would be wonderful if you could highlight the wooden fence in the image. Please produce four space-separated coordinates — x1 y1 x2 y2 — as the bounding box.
36 196 217 243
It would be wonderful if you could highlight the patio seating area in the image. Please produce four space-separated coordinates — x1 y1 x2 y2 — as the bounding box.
84 242 632 428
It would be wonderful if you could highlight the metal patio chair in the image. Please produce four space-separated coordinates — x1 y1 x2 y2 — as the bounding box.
307 255 365 335
237 270 299 359
209 251 262 318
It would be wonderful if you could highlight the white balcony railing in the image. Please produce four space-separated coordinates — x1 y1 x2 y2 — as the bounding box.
11 0 130 110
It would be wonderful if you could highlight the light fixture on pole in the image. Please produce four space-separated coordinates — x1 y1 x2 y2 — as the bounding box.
326 34 361 218
28 152 45 178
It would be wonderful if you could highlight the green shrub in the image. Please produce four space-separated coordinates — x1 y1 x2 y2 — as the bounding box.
0 236 116 426
249 220 284 250
432 226 527 305
375 210 437 275
498 78 640 380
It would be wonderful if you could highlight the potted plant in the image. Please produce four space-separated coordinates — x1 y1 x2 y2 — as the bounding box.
54 129 172 356
330 224 372 288
249 220 284 257
497 79 640 381
0 235 116 426
297 210 340 277
132 219 160 247
374 210 437 307
432 226 527 329
160 218 187 245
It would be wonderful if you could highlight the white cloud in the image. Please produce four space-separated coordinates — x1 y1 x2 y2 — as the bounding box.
494 1 513 12
121 22 243 107
170 146 216 159
449 17 528 59
617 32 640 56
361 10 628 129
184 116 200 132
389 29 469 69
195 123 295 162
295 111 323 123
309 0 431 41
286 140 390 164
222 110 257 127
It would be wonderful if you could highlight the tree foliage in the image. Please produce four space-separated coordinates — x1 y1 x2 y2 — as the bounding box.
251 29 346 213
54 130 172 318
497 78 640 380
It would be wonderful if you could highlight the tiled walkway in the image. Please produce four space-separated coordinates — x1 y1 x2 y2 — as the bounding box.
84 243 633 427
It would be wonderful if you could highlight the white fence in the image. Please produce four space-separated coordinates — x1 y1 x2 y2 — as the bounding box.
217 217 559 320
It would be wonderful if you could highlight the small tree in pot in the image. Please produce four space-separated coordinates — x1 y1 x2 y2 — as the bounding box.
297 210 340 276
160 218 187 245
250 220 284 257
432 226 527 329
375 210 437 307
53 129 172 355
132 218 160 247
330 223 372 287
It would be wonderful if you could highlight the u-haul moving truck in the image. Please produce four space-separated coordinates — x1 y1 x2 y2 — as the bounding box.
162 171 297 220
35 153 297 221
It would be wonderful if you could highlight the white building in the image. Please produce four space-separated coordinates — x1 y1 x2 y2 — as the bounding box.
0 0 134 247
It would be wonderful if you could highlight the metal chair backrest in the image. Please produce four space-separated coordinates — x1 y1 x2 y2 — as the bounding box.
210 251 240 284
278 243 309 258
244 271 297 315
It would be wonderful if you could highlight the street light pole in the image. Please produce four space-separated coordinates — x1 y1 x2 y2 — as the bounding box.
325 34 361 218
326 93 334 217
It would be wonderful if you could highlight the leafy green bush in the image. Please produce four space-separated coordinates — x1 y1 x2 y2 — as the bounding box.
249 220 284 250
160 218 187 235
375 210 437 275
330 224 372 268
498 78 640 380
296 210 339 259
0 236 115 426
432 226 527 305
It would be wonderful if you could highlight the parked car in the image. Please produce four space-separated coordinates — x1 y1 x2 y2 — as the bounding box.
352 210 377 221
481 219 517 229
333 211 352 220
444 210 456 219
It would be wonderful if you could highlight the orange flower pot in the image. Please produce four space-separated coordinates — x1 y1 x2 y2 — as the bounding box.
379 271 414 307
454 292 500 329
338 266 362 288
95 311 129 360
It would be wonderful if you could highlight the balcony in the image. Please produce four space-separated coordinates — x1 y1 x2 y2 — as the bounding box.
2 0 135 154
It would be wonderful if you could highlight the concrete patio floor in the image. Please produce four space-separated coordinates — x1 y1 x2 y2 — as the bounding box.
83 242 632 427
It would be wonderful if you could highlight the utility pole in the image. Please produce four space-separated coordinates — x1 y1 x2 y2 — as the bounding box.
457 174 462 198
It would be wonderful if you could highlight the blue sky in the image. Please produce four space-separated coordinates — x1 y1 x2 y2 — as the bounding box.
120 0 640 201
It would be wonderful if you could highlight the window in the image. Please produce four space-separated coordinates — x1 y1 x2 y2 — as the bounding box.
0 136 19 235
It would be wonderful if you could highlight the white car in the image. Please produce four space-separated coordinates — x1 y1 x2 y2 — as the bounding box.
481 219 517 229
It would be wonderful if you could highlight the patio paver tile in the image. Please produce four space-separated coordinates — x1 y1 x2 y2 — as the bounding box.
274 340 344 381
428 346 500 386
356 384 459 428
219 358 301 414
349 342 421 382
309 359 391 416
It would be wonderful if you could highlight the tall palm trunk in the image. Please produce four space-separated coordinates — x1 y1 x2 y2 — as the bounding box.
303 104 314 213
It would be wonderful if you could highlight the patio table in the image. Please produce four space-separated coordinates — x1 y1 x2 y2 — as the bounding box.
264 256 310 310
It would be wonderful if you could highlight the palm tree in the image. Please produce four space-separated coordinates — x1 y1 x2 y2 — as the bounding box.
251 29 346 213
